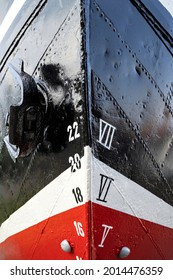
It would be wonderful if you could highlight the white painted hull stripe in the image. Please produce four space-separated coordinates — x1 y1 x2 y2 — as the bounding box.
0 146 173 244
0 147 90 243
0 0 27 44
159 0 173 16
92 154 173 229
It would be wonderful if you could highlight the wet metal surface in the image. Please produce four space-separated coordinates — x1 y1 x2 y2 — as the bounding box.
0 0 87 224
0 0 173 255
89 0 173 206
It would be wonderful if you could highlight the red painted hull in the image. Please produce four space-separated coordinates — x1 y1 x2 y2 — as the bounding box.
91 203 173 260
0 204 89 260
1 202 173 260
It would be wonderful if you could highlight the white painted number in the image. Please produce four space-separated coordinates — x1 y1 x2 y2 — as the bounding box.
67 121 80 142
69 153 81 172
74 221 85 237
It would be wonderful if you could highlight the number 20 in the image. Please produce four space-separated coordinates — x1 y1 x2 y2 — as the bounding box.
69 153 81 172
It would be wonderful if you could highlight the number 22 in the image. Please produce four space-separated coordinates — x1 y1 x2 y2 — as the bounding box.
67 122 80 142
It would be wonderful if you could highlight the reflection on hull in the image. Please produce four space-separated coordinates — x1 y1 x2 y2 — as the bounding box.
0 0 173 259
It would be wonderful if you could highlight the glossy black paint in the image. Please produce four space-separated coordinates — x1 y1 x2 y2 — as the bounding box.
89 0 173 206
0 0 87 224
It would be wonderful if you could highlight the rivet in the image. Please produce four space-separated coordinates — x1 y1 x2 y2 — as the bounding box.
60 240 72 253
119 247 131 258
135 66 141 76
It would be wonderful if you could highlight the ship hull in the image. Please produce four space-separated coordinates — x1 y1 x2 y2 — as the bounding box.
0 0 173 259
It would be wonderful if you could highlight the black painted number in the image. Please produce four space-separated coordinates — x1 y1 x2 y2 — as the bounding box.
72 187 83 204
